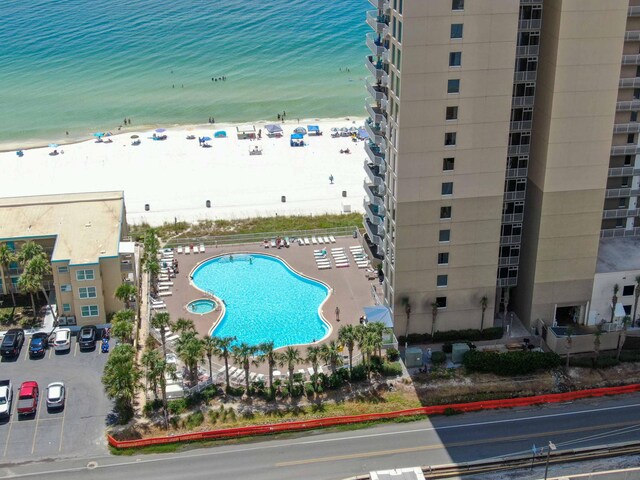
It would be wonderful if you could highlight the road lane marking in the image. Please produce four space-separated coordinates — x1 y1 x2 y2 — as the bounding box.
73 342 78 358
48 347 52 359
23 345 30 362
3 393 16 458
31 391 44 454
59 392 67 452
275 419 640 467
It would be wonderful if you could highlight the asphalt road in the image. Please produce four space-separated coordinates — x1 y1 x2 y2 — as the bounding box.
1 393 639 480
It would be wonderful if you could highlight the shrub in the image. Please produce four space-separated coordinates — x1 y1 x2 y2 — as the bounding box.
386 348 400 362
208 410 219 424
167 398 187 415
431 351 447 365
381 361 402 377
225 385 244 397
304 383 315 398
463 350 561 376
184 411 204 429
569 355 620 369
350 364 368 382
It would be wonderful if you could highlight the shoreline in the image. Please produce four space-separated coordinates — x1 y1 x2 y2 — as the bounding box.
0 115 367 153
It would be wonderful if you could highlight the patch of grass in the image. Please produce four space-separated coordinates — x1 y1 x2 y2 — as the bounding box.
184 411 205 430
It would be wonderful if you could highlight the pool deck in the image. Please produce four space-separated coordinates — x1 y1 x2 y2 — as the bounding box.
158 237 380 351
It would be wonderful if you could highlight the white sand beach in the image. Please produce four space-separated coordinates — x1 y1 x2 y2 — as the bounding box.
1 118 368 226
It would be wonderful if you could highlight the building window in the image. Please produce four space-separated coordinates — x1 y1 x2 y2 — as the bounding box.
634 88 640 100
447 79 460 94
443 157 455 171
449 52 462 67
58 266 68 274
436 297 447 309
450 24 463 39
437 275 448 288
63 303 71 313
81 305 99 317
628 133 635 144
445 132 457 146
621 176 630 187
616 219 625 228
79 286 97 299
397 20 403 43
624 155 633 166
440 206 452 219
438 252 449 265
618 198 627 208
76 269 95 281
398 0 403 15
446 106 458 120
439 229 451 243
442 182 454 196
452 0 464 10
61 284 72 292
623 285 635 296
631 111 638 122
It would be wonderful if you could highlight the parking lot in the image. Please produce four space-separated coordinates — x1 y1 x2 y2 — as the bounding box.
0 335 112 464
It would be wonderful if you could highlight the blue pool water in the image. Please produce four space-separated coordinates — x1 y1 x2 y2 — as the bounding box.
187 299 216 315
192 254 330 348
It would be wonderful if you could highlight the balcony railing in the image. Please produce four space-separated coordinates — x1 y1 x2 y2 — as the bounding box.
608 166 640 177
368 0 389 10
605 187 640 198
497 277 518 288
364 162 385 186
613 122 640 134
365 119 387 146
504 191 526 201
364 181 384 206
611 144 640 156
619 77 640 88
502 213 524 223
366 10 389 34
120 261 134 272
366 33 389 57
617 100 640 111
629 6 640 17
622 54 640 65
511 96 535 107
601 226 640 238
505 167 528 178
515 45 539 57
500 235 522 245
508 144 530 155
499 256 520 266
365 55 389 83
366 102 387 124
364 219 384 243
513 71 537 82
363 198 384 225
510 120 533 131
626 31 640 41
518 19 542 30
366 77 389 101
602 208 640 219
365 142 385 167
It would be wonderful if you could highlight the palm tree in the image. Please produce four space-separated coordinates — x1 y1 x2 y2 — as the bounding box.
616 316 630 361
145 258 160 291
633 275 640 326
175 332 204 385
338 324 357 377
102 344 141 421
173 318 196 335
279 346 302 394
367 321 386 357
112 310 135 344
593 329 602 367
306 346 321 390
213 336 236 389
430 301 439 338
565 326 573 369
320 340 343 374
611 284 620 323
17 241 44 265
17 271 40 320
0 244 16 307
115 283 137 310
151 312 172 358
358 328 377 381
141 348 162 401
232 343 258 394
480 295 489 332
201 336 217 381
23 254 57 322
258 341 278 391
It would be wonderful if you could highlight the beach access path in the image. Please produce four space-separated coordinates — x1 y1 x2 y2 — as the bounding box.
1 118 367 226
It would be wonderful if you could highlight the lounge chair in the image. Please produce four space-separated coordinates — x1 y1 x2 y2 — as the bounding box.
304 238 311 245
331 247 345 252
158 281 174 286
193 245 199 254
298 369 307 377
256 373 265 382
199 244 206 253
329 236 336 243
336 262 350 268
150 303 166 310
323 236 331 243
307 367 315 376
311 237 318 244
185 246 191 254
318 264 331 270
271 238 277 248
317 237 324 244
157 286 170 292
165 334 179 343
356 263 369 269
158 291 172 297
177 246 183 254
297 238 304 246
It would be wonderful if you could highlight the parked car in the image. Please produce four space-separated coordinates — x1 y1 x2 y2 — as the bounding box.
53 328 71 352
29 332 49 358
0 380 13 418
78 325 97 350
17 381 39 416
0 329 25 358
46 382 65 409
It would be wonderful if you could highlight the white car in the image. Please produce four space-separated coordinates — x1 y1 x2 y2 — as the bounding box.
46 382 65 409
53 328 71 352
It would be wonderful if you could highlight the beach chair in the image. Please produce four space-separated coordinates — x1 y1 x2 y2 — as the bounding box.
157 285 170 292
316 260 331 265
318 264 331 270
298 369 307 378
311 237 318 244
256 373 265 382
336 262 350 268
304 238 311 245
185 246 191 254
331 247 345 252
158 291 172 297
150 303 166 310
329 236 336 243
356 262 369 269
271 238 277 247
297 238 304 246
177 246 183 254
158 281 174 286
165 333 179 343
323 236 331 243
317 237 324 244
199 244 206 253
192 245 199 254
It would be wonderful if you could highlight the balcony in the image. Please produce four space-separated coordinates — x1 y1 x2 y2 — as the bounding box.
605 187 640 198
510 120 533 131
629 6 640 17
502 213 524 223
363 198 385 225
622 54 640 65
366 10 389 34
364 219 384 245
602 208 640 219
365 118 387 146
366 55 389 83
368 0 389 10
511 96 535 107
497 277 518 288
500 235 522 245
508 144 530 155
366 33 388 57
513 71 537 82
515 45 539 57
619 77 640 88
365 141 385 166
120 260 134 272
366 77 389 101
611 144 640 156
364 162 385 186
366 102 387 124
505 167 528 178
613 123 640 134
608 166 640 177
504 191 526 201
601 226 640 238
364 180 384 206
518 19 542 30
626 31 640 41
617 100 640 111
499 256 520 266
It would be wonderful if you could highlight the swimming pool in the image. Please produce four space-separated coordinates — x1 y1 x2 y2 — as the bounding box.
187 299 216 315
191 254 330 349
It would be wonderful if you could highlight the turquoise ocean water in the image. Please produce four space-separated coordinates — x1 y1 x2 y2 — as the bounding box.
0 0 369 146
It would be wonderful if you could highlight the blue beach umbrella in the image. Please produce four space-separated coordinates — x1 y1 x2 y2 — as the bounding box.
93 132 104 137
155 128 166 133
201 136 212 141
48 143 59 148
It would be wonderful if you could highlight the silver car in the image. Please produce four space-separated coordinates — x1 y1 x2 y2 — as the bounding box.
46 382 65 409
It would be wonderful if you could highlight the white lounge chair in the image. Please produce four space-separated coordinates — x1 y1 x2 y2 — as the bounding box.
331 247 345 252
298 369 306 377
318 264 331 270
296 238 303 246
199 244 205 253
336 262 350 268
157 285 170 292
165 334 179 343
177 246 183 254
329 236 336 243
311 237 318 244
316 260 331 265
307 367 315 376
304 238 311 245
150 303 166 310
158 291 172 297
158 281 174 286
317 237 324 244
256 373 265 382
193 245 199 254
185 246 191 254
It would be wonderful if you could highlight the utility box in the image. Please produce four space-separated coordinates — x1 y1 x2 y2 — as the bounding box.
404 347 422 368
452 343 470 364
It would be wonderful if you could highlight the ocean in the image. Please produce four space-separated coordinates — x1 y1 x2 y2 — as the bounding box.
0 0 370 147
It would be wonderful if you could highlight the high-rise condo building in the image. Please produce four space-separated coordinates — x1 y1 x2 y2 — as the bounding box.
363 0 634 337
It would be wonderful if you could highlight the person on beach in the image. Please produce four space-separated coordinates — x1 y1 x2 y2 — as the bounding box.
329 174 334 184
335 306 340 322
277 113 281 121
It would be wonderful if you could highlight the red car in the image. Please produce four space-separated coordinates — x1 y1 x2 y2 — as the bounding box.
17 382 39 416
